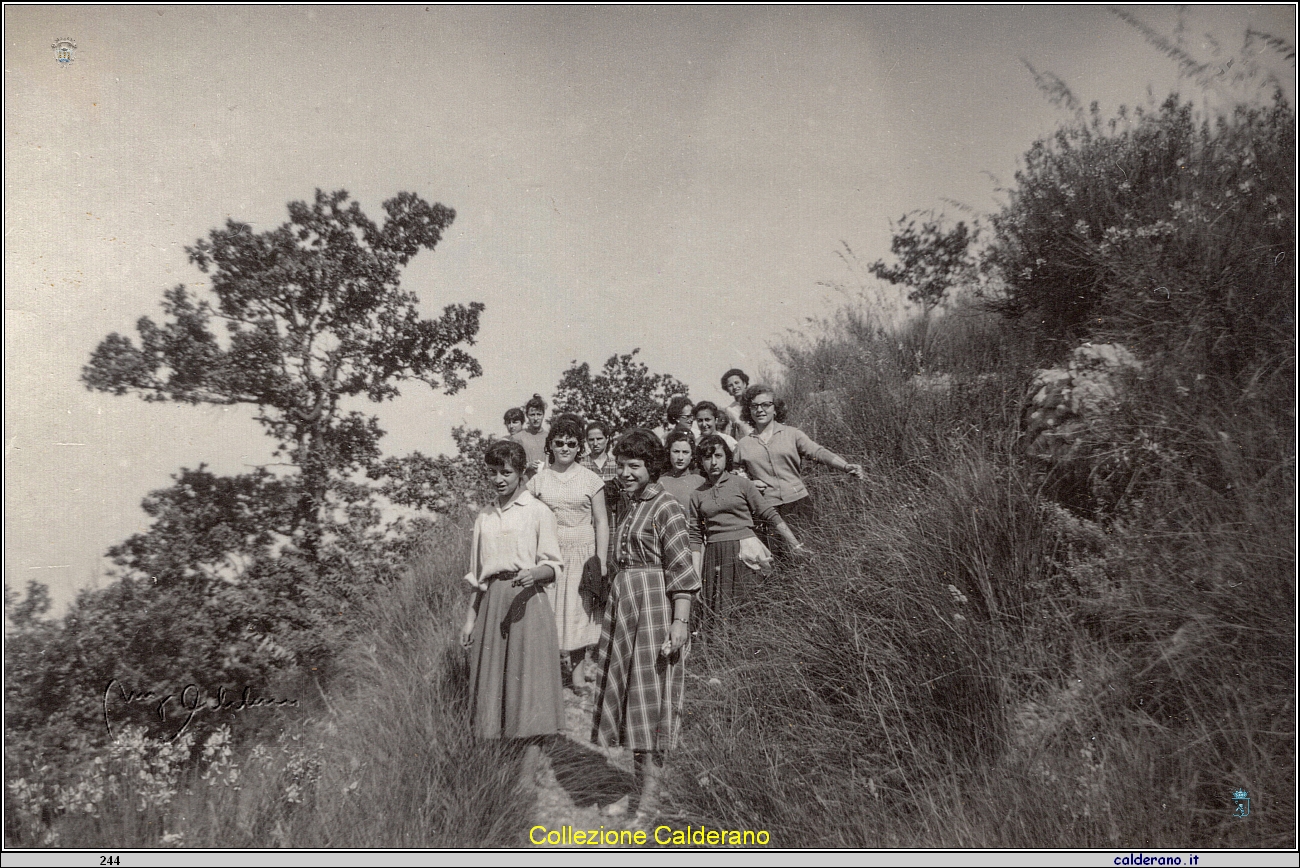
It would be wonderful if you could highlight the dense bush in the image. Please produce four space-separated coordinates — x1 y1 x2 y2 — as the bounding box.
986 94 1294 376
671 70 1293 845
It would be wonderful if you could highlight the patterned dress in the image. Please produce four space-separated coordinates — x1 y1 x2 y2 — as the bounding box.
528 464 606 651
590 483 701 752
462 490 565 740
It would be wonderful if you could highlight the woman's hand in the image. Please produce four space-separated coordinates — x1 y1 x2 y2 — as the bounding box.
843 463 865 480
661 620 690 657
460 616 476 649
513 565 555 588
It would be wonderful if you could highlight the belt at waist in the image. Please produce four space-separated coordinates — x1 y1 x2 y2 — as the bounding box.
616 562 665 572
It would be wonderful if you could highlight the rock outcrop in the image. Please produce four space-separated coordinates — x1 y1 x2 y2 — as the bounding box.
1022 343 1143 464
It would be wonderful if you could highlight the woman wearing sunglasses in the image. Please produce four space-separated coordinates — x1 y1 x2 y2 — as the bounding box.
527 415 610 690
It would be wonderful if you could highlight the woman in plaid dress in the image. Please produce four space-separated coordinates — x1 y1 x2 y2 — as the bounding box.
589 428 700 822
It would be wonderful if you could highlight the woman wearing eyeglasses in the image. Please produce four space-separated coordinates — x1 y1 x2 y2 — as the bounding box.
733 384 864 551
527 415 610 690
651 395 699 445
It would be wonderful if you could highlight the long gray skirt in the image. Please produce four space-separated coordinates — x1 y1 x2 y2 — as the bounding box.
467 578 564 740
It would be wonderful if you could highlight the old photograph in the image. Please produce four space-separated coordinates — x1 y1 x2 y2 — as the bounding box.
4 5 1295 858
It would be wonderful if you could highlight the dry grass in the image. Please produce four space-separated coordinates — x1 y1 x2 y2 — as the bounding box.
670 296 1293 848
13 513 533 849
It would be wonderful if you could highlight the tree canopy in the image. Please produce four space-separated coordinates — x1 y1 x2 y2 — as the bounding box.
83 189 485 537
551 348 688 433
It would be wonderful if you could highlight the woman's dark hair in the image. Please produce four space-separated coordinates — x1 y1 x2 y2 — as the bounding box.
503 407 525 425
664 395 693 425
484 439 528 474
664 428 696 469
740 383 782 427
720 368 750 390
696 433 733 470
545 415 588 462
693 400 720 419
552 411 586 431
585 419 610 438
614 428 666 481
524 393 547 414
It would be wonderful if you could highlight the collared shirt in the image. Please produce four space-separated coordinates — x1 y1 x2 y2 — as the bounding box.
581 450 619 483
614 482 701 597
688 471 780 549
733 422 835 506
463 489 564 590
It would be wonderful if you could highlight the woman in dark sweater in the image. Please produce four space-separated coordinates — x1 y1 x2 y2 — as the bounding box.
689 433 803 629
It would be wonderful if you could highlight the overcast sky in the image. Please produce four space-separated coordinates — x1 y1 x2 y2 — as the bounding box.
5 5 1294 611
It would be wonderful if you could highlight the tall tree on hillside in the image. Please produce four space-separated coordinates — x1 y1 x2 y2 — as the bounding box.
551 348 689 433
83 189 485 548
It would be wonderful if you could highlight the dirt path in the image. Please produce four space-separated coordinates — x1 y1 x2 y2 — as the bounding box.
527 684 653 845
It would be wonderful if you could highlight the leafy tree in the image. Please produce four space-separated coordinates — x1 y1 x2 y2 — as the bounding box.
4 581 51 629
83 189 485 545
551 349 689 433
5 190 489 775
869 211 979 313
370 425 495 515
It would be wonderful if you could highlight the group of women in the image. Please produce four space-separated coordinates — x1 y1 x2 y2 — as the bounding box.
460 370 864 823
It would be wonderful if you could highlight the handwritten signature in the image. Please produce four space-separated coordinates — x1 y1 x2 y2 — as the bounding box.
103 680 299 742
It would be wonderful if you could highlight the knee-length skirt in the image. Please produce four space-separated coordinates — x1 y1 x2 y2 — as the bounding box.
467 577 564 740
589 566 686 752
549 525 604 652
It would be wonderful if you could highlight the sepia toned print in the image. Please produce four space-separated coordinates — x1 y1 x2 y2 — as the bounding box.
4 5 1294 858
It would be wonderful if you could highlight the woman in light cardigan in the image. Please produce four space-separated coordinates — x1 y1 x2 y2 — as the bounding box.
732 384 864 540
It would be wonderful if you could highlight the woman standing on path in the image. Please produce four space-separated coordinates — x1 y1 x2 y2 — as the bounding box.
460 440 565 763
589 428 700 822
527 416 610 690
689 434 802 630
732 384 864 545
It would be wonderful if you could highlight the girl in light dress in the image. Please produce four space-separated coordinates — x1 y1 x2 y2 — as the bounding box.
527 415 609 690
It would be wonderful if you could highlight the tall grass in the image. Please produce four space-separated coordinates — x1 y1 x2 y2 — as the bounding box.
670 292 1293 847
8 512 533 848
